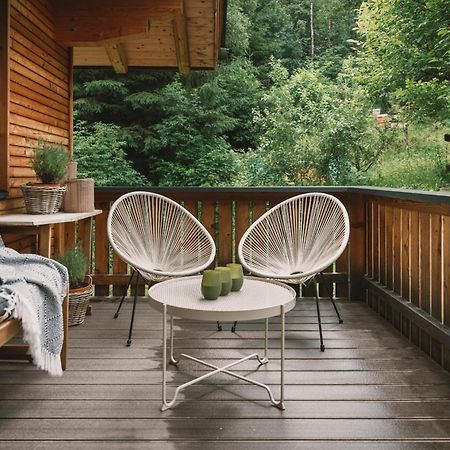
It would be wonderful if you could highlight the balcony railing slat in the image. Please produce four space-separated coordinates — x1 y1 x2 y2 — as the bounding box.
94 205 110 297
431 214 442 321
379 204 386 286
385 204 394 290
410 210 420 308
235 200 250 257
419 211 431 314
112 249 127 296
393 206 401 294
217 200 232 265
401 209 410 300
444 217 450 328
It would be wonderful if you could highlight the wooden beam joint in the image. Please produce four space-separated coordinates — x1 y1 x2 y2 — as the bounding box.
173 9 190 75
105 43 128 74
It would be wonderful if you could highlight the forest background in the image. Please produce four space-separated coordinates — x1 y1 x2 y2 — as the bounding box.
73 0 450 190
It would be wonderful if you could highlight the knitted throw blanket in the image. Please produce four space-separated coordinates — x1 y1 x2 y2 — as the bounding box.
0 247 68 376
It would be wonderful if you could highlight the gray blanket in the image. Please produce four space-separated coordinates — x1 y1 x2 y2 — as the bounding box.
0 247 69 376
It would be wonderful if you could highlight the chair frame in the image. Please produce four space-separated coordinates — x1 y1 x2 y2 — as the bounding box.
238 192 350 351
107 191 216 345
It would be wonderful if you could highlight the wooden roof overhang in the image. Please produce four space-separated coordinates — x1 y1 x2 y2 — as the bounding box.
54 0 226 75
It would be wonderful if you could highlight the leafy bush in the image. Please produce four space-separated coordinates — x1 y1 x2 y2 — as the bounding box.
32 140 69 184
74 121 148 186
56 244 89 289
366 125 450 190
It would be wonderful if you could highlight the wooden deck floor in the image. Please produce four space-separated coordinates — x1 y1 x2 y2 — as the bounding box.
1 299 450 449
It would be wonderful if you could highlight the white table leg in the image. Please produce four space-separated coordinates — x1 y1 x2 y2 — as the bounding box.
275 304 286 410
257 317 269 365
162 304 168 410
169 315 178 365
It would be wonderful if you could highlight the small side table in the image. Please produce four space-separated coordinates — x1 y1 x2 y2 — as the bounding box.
0 210 102 259
148 276 296 411
0 210 101 369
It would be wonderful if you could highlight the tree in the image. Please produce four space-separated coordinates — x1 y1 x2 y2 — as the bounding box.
357 0 450 122
73 121 148 186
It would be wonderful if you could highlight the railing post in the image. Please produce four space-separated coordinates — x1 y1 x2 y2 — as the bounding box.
348 193 365 300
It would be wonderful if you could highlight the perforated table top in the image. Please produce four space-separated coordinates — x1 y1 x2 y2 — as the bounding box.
148 276 296 321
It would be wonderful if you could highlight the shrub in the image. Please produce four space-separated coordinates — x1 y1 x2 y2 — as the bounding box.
32 140 69 184
56 244 89 289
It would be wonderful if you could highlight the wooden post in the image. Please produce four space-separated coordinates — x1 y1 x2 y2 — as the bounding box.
349 193 365 300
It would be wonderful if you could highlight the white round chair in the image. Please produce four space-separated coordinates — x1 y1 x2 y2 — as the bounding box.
108 191 216 345
238 192 350 351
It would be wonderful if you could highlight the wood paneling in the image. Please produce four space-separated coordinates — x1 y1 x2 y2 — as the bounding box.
72 0 223 71
0 0 10 192
1 0 71 244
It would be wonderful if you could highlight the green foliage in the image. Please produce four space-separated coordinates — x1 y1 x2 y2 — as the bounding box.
73 121 148 186
366 125 450 190
32 140 69 184
244 60 395 186
56 244 89 289
356 0 450 122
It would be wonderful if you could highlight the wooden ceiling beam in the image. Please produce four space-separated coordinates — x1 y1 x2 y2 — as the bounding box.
105 43 128 74
173 9 190 75
54 0 182 45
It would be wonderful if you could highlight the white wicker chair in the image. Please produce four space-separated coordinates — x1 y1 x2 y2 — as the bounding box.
108 191 216 345
238 192 350 351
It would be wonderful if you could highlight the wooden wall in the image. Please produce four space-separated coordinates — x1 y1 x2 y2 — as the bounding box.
0 0 71 251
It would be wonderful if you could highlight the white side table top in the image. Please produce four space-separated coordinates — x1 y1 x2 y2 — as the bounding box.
148 275 296 321
0 210 102 226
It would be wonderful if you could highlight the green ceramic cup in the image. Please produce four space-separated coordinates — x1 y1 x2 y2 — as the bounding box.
201 270 221 300
226 263 244 291
214 266 232 296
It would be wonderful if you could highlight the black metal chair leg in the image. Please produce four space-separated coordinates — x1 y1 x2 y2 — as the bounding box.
231 321 237 333
314 280 325 352
114 271 135 319
322 272 343 324
126 272 140 347
330 297 343 324
216 321 222 331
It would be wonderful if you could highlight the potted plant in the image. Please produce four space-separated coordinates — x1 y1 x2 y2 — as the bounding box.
21 139 69 214
56 243 93 326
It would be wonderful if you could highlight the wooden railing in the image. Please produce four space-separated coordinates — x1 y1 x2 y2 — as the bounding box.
359 187 450 369
92 187 362 300
90 186 450 369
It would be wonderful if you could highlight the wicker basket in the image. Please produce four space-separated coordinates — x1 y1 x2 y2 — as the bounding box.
21 184 66 214
68 279 93 326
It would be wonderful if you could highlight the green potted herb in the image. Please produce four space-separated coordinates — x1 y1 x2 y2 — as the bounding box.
56 244 93 326
21 139 70 214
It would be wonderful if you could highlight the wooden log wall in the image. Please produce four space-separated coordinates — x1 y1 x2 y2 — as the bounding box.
364 194 450 370
93 188 355 300
0 0 71 253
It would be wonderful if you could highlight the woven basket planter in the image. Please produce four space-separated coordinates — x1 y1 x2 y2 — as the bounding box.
68 279 93 327
21 184 66 214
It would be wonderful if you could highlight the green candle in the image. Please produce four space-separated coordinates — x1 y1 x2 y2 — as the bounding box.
214 267 232 296
201 270 221 300
226 263 244 291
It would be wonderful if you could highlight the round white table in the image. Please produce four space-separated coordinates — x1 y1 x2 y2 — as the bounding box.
148 275 296 411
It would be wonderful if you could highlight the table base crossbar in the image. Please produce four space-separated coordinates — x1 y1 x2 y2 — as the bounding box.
161 304 285 412
161 352 283 411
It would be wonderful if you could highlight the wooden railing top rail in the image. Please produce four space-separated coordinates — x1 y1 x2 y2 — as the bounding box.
95 186 450 206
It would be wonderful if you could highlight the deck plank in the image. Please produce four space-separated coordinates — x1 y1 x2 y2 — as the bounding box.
1 299 450 446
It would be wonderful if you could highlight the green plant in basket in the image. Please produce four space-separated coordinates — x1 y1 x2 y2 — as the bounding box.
56 244 89 289
32 140 69 184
